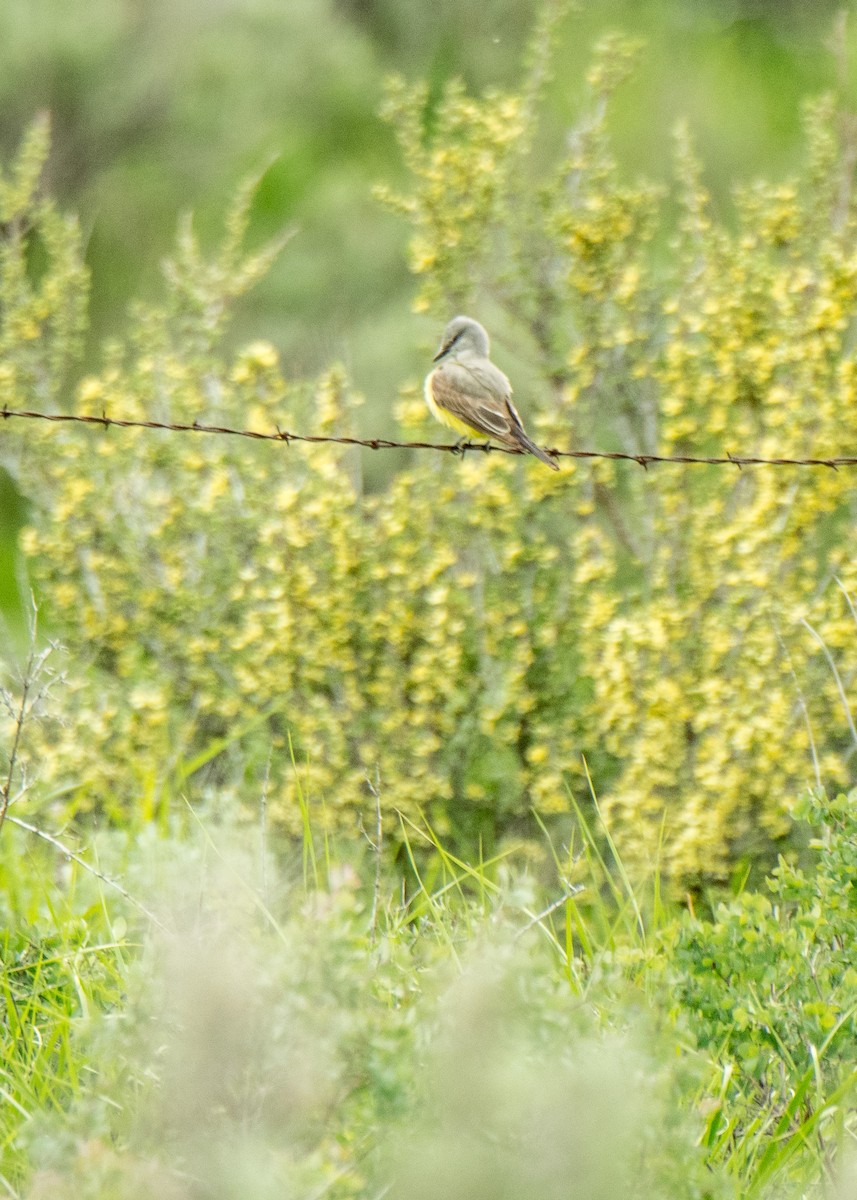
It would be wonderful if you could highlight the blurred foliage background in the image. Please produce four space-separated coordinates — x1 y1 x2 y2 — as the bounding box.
0 0 853 599
5 0 857 882
0 0 852 433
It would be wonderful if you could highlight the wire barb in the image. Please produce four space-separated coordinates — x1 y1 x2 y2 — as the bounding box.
2 407 857 469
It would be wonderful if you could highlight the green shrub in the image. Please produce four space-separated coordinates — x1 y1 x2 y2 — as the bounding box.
672 788 857 1093
668 789 857 1191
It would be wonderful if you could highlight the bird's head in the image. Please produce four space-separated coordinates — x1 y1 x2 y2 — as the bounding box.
433 315 490 362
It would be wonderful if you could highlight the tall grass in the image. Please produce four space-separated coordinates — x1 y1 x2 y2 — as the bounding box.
1 781 854 1198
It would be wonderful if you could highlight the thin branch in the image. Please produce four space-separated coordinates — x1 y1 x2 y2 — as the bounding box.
801 617 857 751
4 813 165 929
593 481 644 559
365 768 383 944
514 885 584 941
0 612 54 834
773 618 822 792
0 647 32 834
259 749 271 905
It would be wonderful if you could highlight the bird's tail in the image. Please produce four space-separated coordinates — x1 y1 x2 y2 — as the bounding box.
516 430 559 471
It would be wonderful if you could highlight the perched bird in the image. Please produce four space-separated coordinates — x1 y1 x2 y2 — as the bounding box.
424 315 559 470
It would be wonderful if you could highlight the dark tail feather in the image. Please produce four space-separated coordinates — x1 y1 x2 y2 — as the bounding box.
516 430 559 471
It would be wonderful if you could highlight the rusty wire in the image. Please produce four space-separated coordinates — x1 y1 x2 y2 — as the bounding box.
3 406 857 469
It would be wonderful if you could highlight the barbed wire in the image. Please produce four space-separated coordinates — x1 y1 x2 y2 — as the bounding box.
3 406 857 469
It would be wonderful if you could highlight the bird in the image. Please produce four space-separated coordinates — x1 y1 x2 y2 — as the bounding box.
424 315 559 470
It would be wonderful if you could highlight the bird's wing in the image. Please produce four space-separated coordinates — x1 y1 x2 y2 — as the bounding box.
458 360 531 436
430 363 517 440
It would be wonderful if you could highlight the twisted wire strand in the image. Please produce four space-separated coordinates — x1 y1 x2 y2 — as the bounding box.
3 406 856 469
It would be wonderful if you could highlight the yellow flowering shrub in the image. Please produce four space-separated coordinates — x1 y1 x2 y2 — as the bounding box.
7 28 857 883
0 113 88 414
374 32 857 880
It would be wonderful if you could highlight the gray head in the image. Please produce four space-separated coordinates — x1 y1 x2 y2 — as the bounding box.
433 315 490 362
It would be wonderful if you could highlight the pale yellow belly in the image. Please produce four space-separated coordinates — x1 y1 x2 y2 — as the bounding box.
424 371 486 439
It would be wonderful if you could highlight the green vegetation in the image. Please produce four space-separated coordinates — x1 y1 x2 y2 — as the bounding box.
3 1 857 1194
1 781 856 1196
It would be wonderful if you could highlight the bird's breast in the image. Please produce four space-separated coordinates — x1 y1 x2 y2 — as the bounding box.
424 368 480 437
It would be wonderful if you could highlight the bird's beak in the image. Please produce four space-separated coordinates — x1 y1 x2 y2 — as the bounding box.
433 329 463 362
